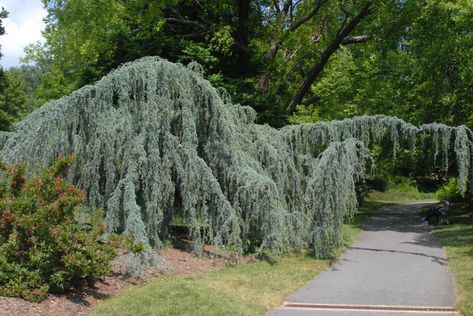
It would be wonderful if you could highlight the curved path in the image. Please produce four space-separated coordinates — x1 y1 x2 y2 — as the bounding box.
269 203 458 316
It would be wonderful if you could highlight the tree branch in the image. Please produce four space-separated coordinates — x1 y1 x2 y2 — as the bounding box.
290 0 329 32
259 0 327 87
301 95 320 106
287 2 375 113
272 0 281 13
282 0 293 14
164 17 204 29
234 0 251 73
341 35 370 45
165 8 205 29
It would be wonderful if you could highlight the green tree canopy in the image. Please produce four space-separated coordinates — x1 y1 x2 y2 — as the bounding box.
0 7 9 95
0 70 28 130
15 0 473 131
292 0 473 130
25 1 376 124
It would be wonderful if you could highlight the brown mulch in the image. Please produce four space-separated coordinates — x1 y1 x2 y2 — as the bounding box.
0 246 252 316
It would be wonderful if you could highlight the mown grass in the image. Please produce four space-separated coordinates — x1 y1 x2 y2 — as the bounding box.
430 204 473 316
367 185 435 204
89 196 391 316
91 254 328 316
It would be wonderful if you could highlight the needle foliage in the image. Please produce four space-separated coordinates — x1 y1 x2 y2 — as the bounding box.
0 57 471 257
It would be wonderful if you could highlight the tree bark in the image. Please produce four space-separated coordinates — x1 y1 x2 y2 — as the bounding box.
341 35 370 45
257 0 296 90
286 2 375 113
234 0 251 75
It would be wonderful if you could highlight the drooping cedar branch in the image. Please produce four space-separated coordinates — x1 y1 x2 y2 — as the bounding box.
287 2 375 113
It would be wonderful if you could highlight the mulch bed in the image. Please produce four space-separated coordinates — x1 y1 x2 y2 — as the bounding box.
0 246 252 316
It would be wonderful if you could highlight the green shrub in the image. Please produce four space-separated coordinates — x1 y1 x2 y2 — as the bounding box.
366 177 388 192
393 177 421 194
0 156 121 301
435 177 462 201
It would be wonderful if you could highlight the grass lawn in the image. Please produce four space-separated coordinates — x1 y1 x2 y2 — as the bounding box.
89 198 391 316
367 186 435 204
430 204 473 316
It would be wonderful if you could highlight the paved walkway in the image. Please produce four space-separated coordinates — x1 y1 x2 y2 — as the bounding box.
269 203 458 316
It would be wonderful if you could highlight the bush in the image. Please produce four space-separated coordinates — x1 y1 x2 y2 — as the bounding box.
436 177 462 202
0 156 121 301
393 177 421 195
366 177 388 192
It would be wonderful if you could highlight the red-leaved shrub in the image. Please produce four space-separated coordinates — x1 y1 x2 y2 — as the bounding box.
0 156 122 301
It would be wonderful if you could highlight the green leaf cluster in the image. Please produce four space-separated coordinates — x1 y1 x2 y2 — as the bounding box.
301 0 473 129
0 71 28 130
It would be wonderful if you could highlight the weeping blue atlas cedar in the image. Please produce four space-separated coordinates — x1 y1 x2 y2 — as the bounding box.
0 57 471 258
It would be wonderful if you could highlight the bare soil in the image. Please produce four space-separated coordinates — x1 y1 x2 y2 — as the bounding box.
0 246 251 316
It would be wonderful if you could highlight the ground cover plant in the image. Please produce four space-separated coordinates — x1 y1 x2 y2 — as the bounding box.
0 157 123 301
0 57 472 260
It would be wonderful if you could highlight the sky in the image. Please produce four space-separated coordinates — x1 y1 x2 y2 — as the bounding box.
0 0 46 68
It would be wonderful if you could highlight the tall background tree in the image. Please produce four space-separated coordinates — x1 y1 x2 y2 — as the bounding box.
7 0 473 133
0 7 8 99
0 7 32 130
291 1 473 129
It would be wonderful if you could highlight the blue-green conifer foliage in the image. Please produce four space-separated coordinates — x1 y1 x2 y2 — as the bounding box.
1 57 471 257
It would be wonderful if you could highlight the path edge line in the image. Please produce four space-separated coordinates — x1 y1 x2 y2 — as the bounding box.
282 302 458 312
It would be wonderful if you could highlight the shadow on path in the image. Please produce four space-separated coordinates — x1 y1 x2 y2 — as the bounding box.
348 246 447 266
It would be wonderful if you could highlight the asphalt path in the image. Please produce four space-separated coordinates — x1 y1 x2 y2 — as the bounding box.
269 203 458 316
